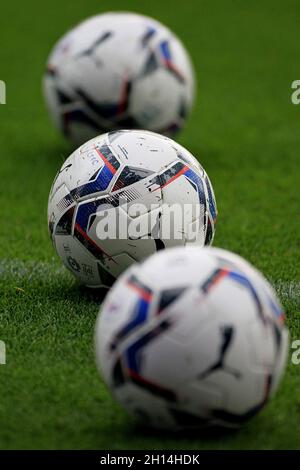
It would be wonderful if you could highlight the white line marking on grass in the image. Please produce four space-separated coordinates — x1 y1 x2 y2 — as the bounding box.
0 259 67 282
0 259 299 303
271 280 300 302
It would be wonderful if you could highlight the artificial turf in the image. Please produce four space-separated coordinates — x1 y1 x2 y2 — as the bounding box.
0 0 299 450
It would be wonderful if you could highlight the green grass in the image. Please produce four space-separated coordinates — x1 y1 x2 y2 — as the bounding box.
0 0 300 450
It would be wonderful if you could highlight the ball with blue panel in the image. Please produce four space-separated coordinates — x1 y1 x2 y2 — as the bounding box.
47 130 217 287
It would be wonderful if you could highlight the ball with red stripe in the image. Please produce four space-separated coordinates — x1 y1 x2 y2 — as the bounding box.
47 130 217 288
43 12 195 146
96 246 289 430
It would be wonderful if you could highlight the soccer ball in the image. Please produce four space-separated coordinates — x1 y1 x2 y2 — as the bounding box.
95 246 288 429
43 12 195 146
47 130 217 288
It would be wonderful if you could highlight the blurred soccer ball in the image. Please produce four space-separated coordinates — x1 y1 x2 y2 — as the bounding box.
44 12 195 146
47 130 217 287
95 246 288 429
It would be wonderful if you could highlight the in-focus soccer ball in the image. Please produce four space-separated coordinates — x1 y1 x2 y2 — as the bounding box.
47 130 217 288
95 246 288 430
43 12 195 146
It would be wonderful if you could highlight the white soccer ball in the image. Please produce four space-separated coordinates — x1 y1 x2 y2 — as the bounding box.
47 130 217 288
95 246 288 429
43 12 195 146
